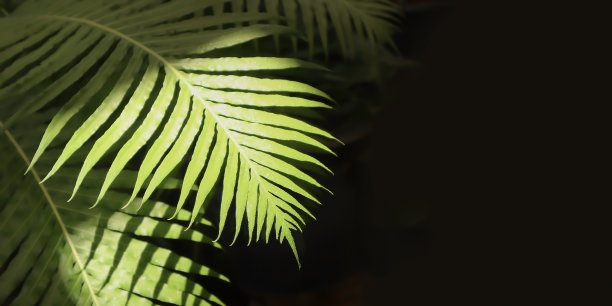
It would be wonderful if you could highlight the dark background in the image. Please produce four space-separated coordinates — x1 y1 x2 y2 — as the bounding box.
216 0 610 305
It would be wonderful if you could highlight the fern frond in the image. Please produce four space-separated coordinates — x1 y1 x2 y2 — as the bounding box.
234 0 402 58
0 0 338 266
0 115 228 305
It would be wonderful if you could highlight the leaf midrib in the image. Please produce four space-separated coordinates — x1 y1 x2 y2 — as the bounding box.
0 121 100 306
39 15 274 224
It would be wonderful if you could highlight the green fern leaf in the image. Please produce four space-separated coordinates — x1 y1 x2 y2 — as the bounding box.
0 114 228 305
237 0 402 58
0 0 337 268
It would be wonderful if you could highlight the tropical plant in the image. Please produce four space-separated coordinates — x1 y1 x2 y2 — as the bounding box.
220 0 400 58
0 0 401 305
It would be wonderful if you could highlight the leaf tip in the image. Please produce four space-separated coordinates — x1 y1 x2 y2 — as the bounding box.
323 187 333 195
181 219 193 232
230 232 239 246
213 230 223 242
167 209 180 221
121 198 134 210
39 173 51 183
23 165 33 175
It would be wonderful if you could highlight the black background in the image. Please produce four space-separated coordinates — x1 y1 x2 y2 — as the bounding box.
386 0 609 304
227 1 611 305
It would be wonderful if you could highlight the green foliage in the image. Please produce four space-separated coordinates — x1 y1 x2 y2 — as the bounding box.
223 0 401 58
1 115 227 305
0 0 401 305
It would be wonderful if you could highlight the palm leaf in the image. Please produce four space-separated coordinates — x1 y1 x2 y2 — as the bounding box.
234 0 402 58
0 112 228 305
0 0 337 267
